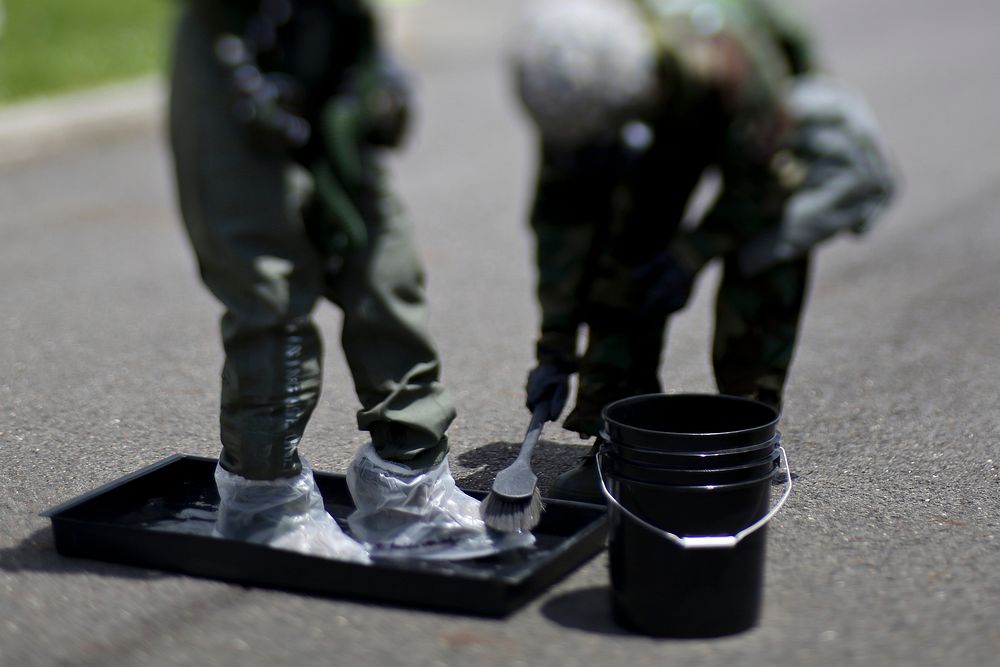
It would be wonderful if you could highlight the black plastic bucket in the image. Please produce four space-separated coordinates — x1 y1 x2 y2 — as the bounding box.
605 447 780 486
599 393 791 638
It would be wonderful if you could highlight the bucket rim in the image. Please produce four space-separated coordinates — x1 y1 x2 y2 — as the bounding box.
601 430 779 459
603 459 779 487
605 447 780 476
601 461 779 492
601 393 780 441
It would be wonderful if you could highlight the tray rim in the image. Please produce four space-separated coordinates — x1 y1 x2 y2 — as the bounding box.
40 453 189 518
42 454 608 616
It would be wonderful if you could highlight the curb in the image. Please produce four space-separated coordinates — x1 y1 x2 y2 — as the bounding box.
0 77 164 168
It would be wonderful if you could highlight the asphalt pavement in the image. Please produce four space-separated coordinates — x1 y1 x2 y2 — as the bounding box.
1 0 998 665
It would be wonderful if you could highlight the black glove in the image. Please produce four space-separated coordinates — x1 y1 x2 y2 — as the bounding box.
525 363 570 422
361 53 413 149
215 32 313 150
635 250 696 320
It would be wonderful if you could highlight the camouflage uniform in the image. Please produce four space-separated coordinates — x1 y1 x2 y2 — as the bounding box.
526 0 817 436
169 0 455 480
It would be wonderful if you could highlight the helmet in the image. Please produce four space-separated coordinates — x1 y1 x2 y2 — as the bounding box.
509 0 662 149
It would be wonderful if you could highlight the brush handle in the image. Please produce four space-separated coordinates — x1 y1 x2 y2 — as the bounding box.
514 403 548 467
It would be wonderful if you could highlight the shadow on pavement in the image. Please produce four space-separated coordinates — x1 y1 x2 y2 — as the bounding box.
0 526 164 581
455 440 590 492
540 585 632 636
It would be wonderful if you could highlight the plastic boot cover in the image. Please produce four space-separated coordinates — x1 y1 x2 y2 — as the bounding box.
214 459 371 564
347 444 535 560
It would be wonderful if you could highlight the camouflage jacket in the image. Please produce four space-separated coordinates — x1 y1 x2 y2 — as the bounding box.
528 0 817 365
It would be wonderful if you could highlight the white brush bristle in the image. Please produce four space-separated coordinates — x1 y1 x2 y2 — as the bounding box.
481 489 544 533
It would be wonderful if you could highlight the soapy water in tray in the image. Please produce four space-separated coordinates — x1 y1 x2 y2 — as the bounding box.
112 485 557 572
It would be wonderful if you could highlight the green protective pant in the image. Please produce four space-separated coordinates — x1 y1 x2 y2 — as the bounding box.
168 11 454 480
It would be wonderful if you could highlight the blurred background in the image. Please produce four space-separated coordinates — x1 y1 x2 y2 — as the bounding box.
1 1 998 666
0 0 171 102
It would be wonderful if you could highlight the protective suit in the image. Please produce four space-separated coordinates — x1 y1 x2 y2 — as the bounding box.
510 0 895 501
169 0 513 559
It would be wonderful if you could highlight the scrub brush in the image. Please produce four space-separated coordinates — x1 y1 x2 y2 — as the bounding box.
480 403 547 533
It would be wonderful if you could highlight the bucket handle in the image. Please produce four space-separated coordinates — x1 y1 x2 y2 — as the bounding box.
597 446 792 550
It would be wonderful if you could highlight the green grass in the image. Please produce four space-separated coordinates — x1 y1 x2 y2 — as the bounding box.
0 0 176 103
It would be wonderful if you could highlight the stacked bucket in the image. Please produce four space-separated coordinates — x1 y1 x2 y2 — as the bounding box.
598 393 790 638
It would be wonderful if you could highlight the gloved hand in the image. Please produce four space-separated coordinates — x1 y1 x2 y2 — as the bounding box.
526 363 570 422
635 250 696 320
300 53 415 259
214 33 312 150
361 53 413 149
324 53 413 159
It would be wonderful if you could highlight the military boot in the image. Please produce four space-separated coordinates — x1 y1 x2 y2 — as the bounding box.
546 440 605 505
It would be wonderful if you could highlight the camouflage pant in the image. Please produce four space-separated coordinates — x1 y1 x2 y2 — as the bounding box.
562 322 667 437
530 173 675 437
555 253 810 437
168 11 454 480
531 147 809 435
712 253 810 410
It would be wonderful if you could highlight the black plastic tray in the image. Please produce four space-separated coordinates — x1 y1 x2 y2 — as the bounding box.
42 455 607 617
